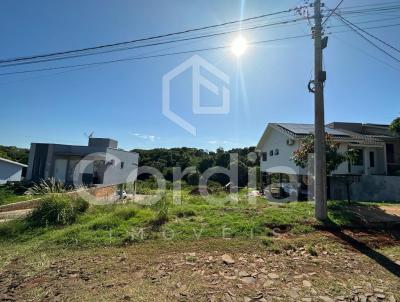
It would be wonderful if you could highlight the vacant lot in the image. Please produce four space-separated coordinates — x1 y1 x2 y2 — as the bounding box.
0 191 399 301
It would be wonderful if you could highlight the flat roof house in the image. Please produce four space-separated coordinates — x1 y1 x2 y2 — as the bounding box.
0 157 27 184
26 138 139 187
256 122 400 201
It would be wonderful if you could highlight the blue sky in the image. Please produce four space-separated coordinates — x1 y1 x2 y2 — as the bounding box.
0 0 399 151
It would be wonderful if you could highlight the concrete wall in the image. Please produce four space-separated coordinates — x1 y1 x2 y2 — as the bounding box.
0 161 23 184
103 149 139 185
331 175 400 202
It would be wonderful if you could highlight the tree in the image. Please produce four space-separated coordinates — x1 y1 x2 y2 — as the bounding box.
389 117 400 136
291 134 347 175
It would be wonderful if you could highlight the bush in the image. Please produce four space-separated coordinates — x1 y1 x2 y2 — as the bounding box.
150 197 169 229
27 194 89 227
26 178 72 195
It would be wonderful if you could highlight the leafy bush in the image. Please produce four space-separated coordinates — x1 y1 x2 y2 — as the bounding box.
27 194 89 227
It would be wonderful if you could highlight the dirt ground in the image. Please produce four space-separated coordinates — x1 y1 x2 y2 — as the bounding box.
0 231 399 302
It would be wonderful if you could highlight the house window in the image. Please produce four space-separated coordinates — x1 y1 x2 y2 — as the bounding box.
275 149 279 155
120 162 124 169
262 152 267 161
352 149 364 166
369 152 375 168
269 150 274 156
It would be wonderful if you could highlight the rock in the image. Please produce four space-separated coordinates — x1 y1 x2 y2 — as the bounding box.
375 294 385 299
302 299 312 302
123 295 131 301
263 280 274 288
288 290 299 299
222 254 235 265
238 271 251 278
318 296 334 302
267 273 279 279
358 295 367 302
240 277 255 284
302 280 312 287
388 295 396 302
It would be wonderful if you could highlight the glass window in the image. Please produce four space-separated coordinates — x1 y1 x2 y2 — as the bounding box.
270 150 274 156
120 162 124 169
275 149 279 155
262 152 267 161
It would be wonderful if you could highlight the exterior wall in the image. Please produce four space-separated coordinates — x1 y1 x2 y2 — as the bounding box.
331 175 400 202
259 127 300 175
103 149 139 185
26 143 139 186
0 161 23 184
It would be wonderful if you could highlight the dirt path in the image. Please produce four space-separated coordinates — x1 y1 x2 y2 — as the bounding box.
0 232 399 301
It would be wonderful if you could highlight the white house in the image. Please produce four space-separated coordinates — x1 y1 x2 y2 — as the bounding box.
0 157 27 184
256 122 400 201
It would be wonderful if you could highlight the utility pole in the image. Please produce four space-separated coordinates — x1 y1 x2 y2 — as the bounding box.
313 0 327 220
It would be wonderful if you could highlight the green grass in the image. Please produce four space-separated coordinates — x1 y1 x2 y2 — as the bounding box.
0 190 397 251
0 185 33 206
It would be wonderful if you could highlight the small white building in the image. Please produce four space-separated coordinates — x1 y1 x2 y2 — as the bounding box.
0 157 27 184
256 122 400 202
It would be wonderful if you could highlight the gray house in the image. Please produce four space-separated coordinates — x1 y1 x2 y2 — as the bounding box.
26 138 139 187
0 157 27 184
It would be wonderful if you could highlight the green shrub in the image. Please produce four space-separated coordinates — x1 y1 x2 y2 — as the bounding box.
114 207 137 220
175 209 196 218
27 194 89 227
150 198 169 229
89 216 120 230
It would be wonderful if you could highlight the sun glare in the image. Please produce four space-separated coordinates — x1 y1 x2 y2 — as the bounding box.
231 36 248 57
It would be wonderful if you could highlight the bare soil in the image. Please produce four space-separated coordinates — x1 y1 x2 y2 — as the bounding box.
0 231 399 302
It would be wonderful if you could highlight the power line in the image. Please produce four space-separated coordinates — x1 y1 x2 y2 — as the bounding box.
322 0 344 26
0 34 311 76
1 19 400 77
336 14 400 55
0 17 305 68
334 13 400 64
0 8 296 65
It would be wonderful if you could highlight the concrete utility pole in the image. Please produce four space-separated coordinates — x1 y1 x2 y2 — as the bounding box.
313 0 327 220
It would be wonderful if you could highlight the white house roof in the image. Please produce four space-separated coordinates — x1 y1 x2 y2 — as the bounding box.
0 157 27 168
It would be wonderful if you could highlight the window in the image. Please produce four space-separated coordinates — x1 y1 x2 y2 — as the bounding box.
262 152 267 161
369 151 375 168
269 150 274 156
352 149 364 166
120 162 124 169
274 149 279 155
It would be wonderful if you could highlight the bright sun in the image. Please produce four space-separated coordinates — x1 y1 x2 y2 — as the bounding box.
231 36 248 57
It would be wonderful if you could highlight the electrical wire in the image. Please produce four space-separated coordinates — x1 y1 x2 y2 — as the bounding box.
335 14 400 54
0 17 305 68
0 34 311 76
0 8 296 65
334 13 400 64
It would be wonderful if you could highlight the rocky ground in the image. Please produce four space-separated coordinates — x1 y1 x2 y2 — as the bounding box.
0 231 399 301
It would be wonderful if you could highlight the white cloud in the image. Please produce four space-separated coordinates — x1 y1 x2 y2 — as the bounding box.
207 140 234 146
129 132 160 142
